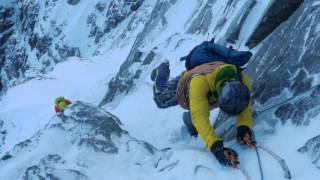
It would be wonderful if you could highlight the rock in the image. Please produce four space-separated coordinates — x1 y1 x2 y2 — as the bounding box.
0 7 14 33
95 2 106 12
0 120 7 153
298 135 320 167
104 0 144 34
99 49 144 106
225 0 256 43
0 30 13 46
35 35 52 58
19 2 40 34
246 0 304 48
57 45 81 59
142 50 156 65
246 0 320 127
67 0 80 6
187 0 214 35
23 154 89 180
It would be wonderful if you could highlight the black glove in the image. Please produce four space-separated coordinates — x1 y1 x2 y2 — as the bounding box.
237 125 255 146
211 141 239 167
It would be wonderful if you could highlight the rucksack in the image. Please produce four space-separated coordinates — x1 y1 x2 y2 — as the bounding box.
180 41 253 71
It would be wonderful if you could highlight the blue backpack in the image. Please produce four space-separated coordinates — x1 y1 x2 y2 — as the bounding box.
181 41 253 70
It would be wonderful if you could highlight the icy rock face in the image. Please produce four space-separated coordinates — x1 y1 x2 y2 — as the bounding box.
246 0 320 126
87 0 145 44
0 1 81 95
0 6 17 93
104 0 144 33
246 0 304 48
298 135 320 168
0 101 173 179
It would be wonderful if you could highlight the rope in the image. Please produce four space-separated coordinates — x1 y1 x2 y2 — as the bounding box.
255 148 264 180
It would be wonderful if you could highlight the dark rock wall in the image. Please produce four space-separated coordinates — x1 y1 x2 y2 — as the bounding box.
67 0 81 6
247 0 320 127
246 0 304 48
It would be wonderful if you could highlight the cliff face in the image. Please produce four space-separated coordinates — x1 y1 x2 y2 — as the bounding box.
248 0 320 127
248 0 320 167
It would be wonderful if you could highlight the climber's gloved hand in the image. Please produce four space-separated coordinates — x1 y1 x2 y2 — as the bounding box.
211 140 239 168
237 125 256 147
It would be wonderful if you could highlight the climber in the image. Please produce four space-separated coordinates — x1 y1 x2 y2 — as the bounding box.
151 40 254 168
54 96 72 113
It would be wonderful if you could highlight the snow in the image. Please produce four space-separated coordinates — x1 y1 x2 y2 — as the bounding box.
312 1 320 7
0 0 13 6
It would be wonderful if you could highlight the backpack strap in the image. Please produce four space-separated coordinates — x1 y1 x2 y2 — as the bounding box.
236 66 244 82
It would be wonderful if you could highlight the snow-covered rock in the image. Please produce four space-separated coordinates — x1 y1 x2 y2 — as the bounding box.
67 0 80 6
299 135 320 168
0 101 173 179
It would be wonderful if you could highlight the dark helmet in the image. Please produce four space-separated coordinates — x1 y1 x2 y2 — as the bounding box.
217 80 250 115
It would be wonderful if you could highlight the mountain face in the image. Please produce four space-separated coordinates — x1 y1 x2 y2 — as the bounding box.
0 0 151 95
1 0 320 179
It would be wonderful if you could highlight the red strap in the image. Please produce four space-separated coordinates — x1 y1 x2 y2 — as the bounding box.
65 100 72 105
55 106 61 113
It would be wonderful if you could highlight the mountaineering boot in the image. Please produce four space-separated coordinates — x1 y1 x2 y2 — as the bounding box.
151 60 170 81
151 61 170 94
182 111 198 137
